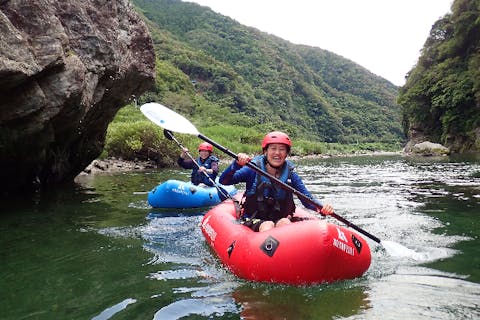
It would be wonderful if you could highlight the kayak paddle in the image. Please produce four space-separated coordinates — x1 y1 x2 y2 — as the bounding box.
140 102 381 244
163 129 231 202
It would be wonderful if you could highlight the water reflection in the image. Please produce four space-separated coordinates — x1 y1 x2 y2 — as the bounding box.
148 281 370 320
152 282 238 319
232 283 370 320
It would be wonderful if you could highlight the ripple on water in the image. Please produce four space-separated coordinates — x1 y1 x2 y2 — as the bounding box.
128 199 150 209
152 295 238 320
91 298 137 320
358 267 480 320
148 269 211 281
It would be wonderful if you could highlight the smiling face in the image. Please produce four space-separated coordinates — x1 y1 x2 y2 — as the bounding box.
199 150 210 160
264 143 288 167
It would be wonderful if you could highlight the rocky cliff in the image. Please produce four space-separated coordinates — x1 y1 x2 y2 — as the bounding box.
398 0 480 154
0 0 155 193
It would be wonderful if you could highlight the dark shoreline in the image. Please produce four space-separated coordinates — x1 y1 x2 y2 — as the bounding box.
79 158 158 175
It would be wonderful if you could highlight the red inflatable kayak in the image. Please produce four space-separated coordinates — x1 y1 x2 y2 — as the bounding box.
201 198 372 285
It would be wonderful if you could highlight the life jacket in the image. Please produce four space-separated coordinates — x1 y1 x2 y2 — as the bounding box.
242 155 295 221
191 155 219 186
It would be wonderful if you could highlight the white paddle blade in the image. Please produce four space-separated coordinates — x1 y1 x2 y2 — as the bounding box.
140 102 199 135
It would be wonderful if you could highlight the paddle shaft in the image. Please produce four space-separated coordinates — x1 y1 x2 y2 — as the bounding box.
164 130 231 201
197 133 381 244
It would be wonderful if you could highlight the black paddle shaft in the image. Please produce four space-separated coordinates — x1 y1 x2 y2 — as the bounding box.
197 133 381 243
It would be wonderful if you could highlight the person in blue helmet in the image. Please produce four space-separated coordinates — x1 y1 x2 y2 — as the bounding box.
219 131 334 232
178 142 219 187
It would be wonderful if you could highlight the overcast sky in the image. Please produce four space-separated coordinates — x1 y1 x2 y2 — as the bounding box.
184 0 453 86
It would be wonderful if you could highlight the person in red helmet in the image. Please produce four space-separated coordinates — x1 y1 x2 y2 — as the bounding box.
220 131 334 232
178 142 219 186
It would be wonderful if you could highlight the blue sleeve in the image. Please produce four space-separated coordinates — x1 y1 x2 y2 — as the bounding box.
219 160 255 188
290 172 322 211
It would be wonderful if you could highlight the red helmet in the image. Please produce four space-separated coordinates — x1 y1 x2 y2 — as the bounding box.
198 142 213 152
261 131 292 150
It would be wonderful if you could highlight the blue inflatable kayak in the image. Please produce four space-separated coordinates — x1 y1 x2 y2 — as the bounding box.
147 179 237 209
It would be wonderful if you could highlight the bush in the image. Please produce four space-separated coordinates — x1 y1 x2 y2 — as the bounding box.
105 120 179 166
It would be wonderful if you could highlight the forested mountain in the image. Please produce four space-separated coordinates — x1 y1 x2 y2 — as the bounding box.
131 0 403 144
398 0 480 152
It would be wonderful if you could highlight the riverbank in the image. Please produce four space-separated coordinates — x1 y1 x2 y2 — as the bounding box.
79 158 158 175
79 151 404 176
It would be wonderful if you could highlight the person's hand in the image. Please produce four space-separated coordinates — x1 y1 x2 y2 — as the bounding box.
318 203 334 215
198 166 212 174
180 147 189 158
236 153 251 166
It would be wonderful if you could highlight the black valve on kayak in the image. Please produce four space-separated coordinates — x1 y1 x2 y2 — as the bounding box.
260 236 279 257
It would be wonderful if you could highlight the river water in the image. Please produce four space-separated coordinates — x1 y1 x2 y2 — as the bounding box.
1 154 479 320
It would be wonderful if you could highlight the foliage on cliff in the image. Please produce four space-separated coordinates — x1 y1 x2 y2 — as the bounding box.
130 0 404 146
398 0 480 152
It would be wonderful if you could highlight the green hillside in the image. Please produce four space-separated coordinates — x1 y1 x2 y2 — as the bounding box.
105 0 406 163
132 0 403 142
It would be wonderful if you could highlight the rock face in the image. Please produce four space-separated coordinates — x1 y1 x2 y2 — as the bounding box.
403 126 451 156
404 141 450 156
0 0 155 193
